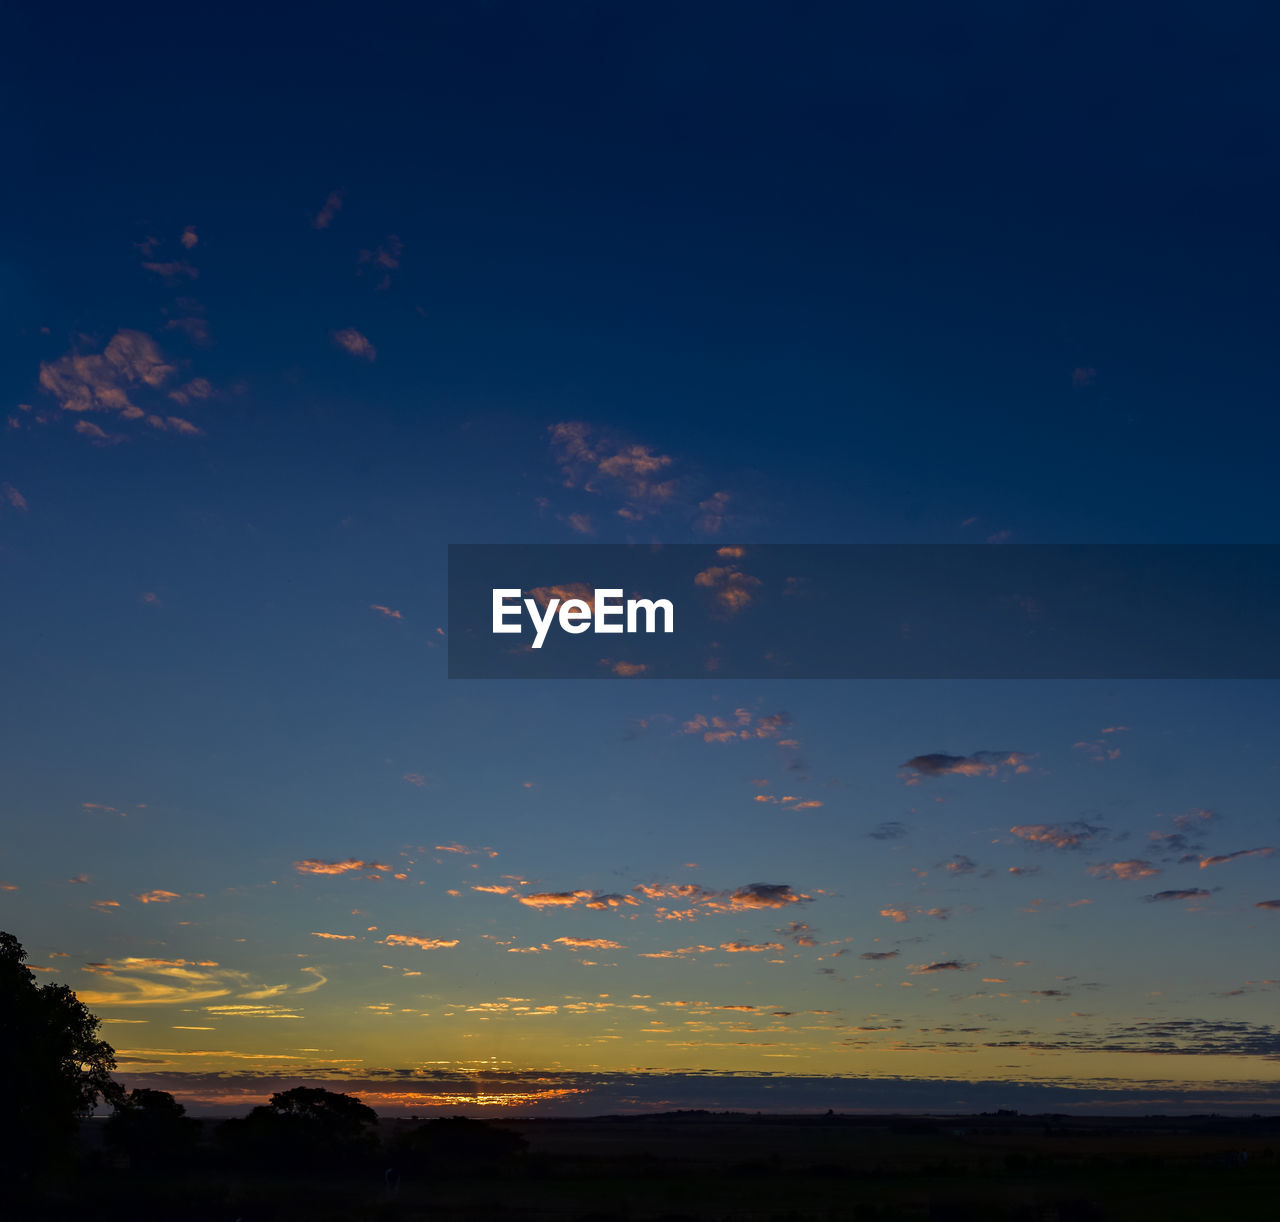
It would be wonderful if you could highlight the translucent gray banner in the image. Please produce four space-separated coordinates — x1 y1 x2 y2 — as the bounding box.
447 544 1280 679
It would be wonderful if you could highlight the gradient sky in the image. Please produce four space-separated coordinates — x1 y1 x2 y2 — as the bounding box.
2 4 1278 1115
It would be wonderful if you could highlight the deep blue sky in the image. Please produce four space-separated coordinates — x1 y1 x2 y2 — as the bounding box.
2 3 1278 1114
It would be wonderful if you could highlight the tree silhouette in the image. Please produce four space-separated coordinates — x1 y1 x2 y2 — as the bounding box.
0 930 119 1180
217 1085 379 1172
105 1087 199 1170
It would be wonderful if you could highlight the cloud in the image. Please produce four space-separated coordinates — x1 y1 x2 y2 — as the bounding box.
39 330 199 430
637 945 717 959
553 937 624 950
516 890 596 909
76 957 249 1007
728 883 809 910
880 907 910 924
860 951 900 960
693 565 761 616
133 890 191 904
1087 859 1161 881
527 584 597 611
1256 900 1280 910
358 236 403 289
2 483 28 512
331 328 376 361
984 1017 1280 1060
1143 889 1211 903
294 858 390 875
606 660 648 677
380 935 459 950
165 316 211 345
434 843 498 857
910 961 976 974
370 604 402 620
901 751 1031 783
584 893 640 910
941 855 978 875
313 190 343 229
310 932 358 941
180 226 198 249
778 921 818 947
141 260 198 282
719 941 785 953
1010 822 1102 851
695 491 733 535
681 709 790 744
105 1065 1280 1118
1074 738 1122 762
868 821 908 841
548 421 678 522
1200 847 1274 869
167 377 214 406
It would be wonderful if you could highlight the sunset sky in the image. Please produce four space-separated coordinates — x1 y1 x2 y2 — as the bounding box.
3 5 1279 1115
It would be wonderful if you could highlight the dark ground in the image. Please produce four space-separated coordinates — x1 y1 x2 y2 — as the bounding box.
18 1111 1280 1221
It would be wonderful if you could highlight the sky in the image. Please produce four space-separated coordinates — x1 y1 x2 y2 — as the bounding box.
2 3 1279 1116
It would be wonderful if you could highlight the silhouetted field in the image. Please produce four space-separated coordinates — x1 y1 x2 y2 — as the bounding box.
17 1111 1280 1221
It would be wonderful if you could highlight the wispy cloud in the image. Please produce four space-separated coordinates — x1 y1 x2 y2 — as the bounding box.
1087 859 1161 881
694 564 761 617
294 858 390 875
39 330 205 436
549 422 677 522
380 934 459 950
313 190 343 229
1199 847 1274 869
331 327 376 361
1011 822 1102 851
682 709 790 744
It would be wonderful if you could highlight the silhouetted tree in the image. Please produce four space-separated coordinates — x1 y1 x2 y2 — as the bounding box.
393 1114 527 1175
105 1087 199 1170
217 1086 378 1172
0 930 120 1180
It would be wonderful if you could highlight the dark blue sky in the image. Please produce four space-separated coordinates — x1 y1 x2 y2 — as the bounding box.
2 3 1278 1114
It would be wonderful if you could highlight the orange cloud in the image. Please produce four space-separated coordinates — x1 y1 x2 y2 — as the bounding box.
693 565 760 616
548 421 678 521
294 858 390 875
435 843 498 857
331 328 376 361
39 330 191 425
1087 859 1161 881
380 934 460 950
1010 823 1100 850
517 890 596 909
1199 847 1274 869
554 937 624 950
